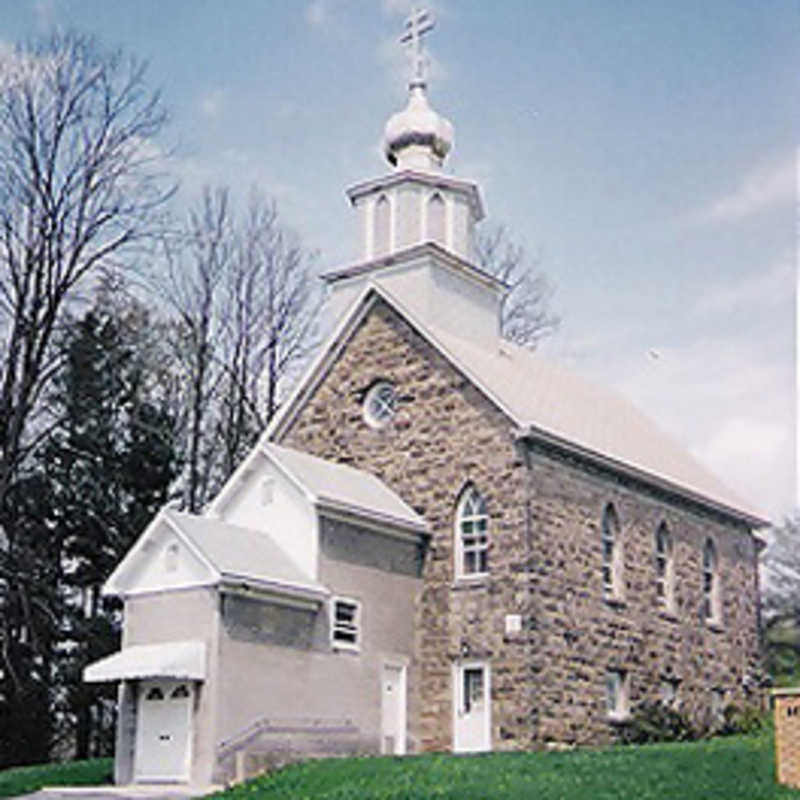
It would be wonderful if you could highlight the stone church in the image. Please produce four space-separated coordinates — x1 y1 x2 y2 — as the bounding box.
85 9 766 788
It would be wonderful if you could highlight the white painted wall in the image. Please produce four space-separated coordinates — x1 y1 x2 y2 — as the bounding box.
215 547 420 756
351 175 480 264
326 251 502 351
218 454 318 579
123 525 215 595
122 587 222 786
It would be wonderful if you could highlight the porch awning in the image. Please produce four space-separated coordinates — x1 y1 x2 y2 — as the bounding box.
83 640 206 683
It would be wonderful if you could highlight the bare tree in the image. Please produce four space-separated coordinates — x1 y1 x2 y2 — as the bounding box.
475 223 559 348
0 32 172 518
0 31 171 765
159 187 319 512
762 516 800 622
161 187 232 512
761 515 800 684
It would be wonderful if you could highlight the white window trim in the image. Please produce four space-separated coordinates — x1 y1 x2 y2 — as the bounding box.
703 539 722 626
330 596 361 652
655 524 675 613
660 678 680 708
602 504 624 601
372 193 393 256
425 191 447 246
606 669 629 721
363 381 396 429
454 486 489 581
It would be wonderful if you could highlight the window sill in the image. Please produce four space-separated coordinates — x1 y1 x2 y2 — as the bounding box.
604 596 627 610
331 643 361 654
607 712 631 725
452 575 488 590
705 620 725 633
658 609 679 623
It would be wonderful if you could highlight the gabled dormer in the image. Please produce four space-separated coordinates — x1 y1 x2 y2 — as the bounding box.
102 508 328 609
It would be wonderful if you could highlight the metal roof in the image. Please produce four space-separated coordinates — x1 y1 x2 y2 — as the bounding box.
424 322 766 524
267 278 767 527
262 443 429 533
84 640 205 683
165 510 328 597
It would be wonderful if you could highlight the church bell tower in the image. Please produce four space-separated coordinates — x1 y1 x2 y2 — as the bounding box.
347 7 484 262
323 7 506 350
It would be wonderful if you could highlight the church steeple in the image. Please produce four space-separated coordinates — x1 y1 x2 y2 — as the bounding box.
324 8 504 351
345 7 484 263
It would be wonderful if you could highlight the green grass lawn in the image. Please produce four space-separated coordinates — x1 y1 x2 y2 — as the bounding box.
209 732 800 800
0 758 112 798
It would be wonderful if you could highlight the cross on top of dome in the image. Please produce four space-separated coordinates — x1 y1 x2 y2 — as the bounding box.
383 6 453 171
401 7 434 89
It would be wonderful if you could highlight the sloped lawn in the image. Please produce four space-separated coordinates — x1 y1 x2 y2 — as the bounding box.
0 758 112 798
209 733 800 800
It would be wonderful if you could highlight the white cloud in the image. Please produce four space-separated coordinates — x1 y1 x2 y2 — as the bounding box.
381 0 445 18
546 319 795 521
382 0 414 15
199 88 225 118
692 416 791 518
692 256 794 317
698 152 796 224
33 0 59 29
621 338 794 521
305 0 330 27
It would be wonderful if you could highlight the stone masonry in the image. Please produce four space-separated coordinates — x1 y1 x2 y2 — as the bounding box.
773 689 800 789
279 297 762 751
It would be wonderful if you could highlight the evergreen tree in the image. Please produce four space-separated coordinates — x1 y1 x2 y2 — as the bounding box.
52 307 179 759
0 472 61 767
0 303 181 764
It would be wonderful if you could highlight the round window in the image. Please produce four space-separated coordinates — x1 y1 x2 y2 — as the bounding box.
363 381 397 429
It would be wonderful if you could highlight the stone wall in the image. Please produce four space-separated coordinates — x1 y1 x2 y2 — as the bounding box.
525 441 761 744
281 300 532 751
279 298 761 751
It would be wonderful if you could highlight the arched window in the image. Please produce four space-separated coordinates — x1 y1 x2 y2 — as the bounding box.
374 194 390 255
703 539 721 623
456 486 488 578
427 193 446 246
602 503 623 600
655 523 675 611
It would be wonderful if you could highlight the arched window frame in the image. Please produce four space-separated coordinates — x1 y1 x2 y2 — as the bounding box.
601 503 623 600
426 191 446 247
455 485 489 580
373 193 391 256
655 523 675 612
703 538 721 624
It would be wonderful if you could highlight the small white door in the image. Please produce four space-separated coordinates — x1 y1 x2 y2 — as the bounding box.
453 662 491 753
135 679 193 782
381 663 406 755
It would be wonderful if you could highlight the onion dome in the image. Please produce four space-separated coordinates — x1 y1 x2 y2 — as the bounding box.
383 83 454 171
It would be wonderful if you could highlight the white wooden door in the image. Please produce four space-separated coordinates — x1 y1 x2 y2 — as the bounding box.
381 663 406 755
135 679 193 782
453 663 490 752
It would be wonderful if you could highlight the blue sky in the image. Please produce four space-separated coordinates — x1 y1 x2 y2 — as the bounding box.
1 0 796 520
